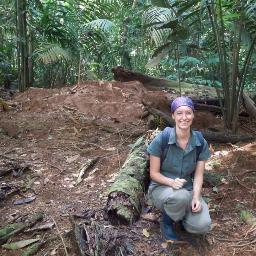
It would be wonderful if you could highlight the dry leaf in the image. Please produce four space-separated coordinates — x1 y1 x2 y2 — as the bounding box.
142 228 150 238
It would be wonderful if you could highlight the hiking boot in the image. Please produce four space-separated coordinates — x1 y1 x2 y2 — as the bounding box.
160 211 178 242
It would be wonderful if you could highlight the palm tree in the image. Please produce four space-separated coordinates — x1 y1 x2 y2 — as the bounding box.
144 0 256 132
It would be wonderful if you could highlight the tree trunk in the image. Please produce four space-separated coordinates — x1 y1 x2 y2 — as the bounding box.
17 0 29 92
105 136 148 225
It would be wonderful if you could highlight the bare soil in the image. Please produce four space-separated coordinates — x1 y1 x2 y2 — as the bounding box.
0 81 255 256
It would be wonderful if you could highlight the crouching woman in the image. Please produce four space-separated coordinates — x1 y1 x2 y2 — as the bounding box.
147 96 211 242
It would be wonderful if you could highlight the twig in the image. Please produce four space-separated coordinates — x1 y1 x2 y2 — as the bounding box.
235 176 253 190
50 217 69 256
228 238 256 248
63 105 78 112
209 234 252 243
48 163 64 173
240 170 256 176
244 226 256 237
83 225 92 255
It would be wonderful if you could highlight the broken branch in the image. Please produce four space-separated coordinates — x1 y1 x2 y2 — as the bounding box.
75 158 99 186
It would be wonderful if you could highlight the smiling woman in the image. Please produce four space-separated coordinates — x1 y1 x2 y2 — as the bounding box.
147 96 211 244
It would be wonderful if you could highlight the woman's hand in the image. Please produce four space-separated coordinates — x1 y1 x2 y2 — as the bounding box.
170 178 187 189
191 197 202 213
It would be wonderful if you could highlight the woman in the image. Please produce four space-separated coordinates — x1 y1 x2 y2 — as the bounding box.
147 96 211 242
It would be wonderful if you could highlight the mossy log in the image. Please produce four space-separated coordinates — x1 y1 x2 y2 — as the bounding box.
106 136 149 225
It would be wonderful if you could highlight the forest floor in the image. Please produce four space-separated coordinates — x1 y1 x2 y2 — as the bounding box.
0 81 256 256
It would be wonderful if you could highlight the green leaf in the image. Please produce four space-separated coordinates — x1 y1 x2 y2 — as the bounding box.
240 210 256 226
0 223 23 238
2 238 40 250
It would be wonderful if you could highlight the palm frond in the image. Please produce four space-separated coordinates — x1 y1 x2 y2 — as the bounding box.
34 44 72 64
84 19 114 32
145 43 172 68
143 7 176 46
142 7 175 26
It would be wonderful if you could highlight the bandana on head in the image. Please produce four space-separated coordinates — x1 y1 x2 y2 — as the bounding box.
170 96 194 113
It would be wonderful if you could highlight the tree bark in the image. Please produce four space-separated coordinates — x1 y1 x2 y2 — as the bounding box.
242 92 256 119
105 136 148 225
17 0 29 92
146 106 255 143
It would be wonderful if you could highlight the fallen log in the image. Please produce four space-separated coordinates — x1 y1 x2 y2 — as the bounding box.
243 92 256 119
105 136 148 225
194 103 223 114
112 66 173 88
146 107 255 143
112 66 218 100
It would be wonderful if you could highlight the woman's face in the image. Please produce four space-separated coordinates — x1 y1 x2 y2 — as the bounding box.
172 106 194 130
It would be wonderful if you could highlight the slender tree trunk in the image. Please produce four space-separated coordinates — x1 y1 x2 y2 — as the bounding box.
28 29 33 87
17 0 29 92
77 51 81 85
176 44 181 96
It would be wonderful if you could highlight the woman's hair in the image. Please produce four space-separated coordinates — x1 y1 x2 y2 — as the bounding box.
170 96 194 113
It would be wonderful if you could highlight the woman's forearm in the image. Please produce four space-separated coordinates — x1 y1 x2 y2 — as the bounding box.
192 161 205 199
150 171 173 187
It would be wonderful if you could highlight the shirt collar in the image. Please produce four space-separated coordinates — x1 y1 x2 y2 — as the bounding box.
168 128 202 148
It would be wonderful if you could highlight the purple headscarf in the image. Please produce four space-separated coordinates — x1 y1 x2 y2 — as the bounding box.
170 96 194 113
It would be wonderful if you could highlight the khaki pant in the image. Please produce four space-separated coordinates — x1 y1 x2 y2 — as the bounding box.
149 185 211 234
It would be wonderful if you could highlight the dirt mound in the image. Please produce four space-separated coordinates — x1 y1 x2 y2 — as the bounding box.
0 81 255 256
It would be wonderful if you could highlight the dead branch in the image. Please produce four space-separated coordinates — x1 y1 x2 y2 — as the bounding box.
239 170 256 176
69 216 89 256
75 158 99 186
235 176 254 191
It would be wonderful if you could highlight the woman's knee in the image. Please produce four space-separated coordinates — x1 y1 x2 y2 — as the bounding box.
150 186 174 209
167 189 191 207
184 217 211 234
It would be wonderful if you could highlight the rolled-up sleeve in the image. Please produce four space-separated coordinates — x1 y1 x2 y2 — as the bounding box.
147 133 162 158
